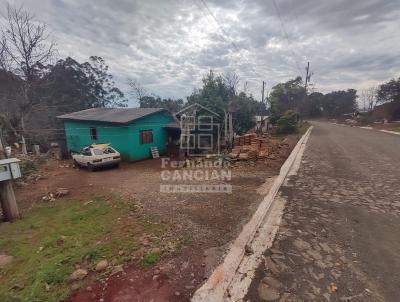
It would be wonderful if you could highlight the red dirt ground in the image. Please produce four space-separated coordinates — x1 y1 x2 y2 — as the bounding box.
13 137 298 302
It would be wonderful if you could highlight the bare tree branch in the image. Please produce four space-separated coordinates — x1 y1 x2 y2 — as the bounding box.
0 3 56 145
128 79 147 103
361 86 377 112
1 4 56 81
0 35 11 70
223 72 240 95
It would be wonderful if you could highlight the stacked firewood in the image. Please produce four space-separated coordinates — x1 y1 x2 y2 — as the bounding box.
229 134 280 161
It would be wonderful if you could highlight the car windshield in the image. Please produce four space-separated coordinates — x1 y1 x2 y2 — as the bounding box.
92 149 104 155
91 147 116 155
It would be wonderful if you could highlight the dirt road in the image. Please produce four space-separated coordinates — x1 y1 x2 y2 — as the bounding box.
246 122 400 301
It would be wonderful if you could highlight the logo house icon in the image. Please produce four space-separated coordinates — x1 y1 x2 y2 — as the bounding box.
177 103 221 157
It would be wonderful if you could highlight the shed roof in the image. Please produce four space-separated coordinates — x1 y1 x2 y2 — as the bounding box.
57 107 165 124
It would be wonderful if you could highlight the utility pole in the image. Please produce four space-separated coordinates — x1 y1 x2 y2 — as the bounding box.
0 129 21 221
228 111 233 146
260 81 266 133
224 109 228 146
300 62 312 119
20 117 28 155
304 61 312 94
261 81 265 104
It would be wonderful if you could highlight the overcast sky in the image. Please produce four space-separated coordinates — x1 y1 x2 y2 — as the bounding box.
2 0 400 106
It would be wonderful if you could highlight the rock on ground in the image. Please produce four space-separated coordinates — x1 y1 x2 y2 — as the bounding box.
111 265 124 276
257 282 281 301
0 254 13 267
95 260 108 271
70 269 88 281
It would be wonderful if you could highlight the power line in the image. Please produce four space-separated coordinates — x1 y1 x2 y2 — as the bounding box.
290 0 301 33
198 0 241 53
195 0 306 99
270 0 303 76
194 0 268 100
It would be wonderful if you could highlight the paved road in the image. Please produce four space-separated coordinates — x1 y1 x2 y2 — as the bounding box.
245 122 400 302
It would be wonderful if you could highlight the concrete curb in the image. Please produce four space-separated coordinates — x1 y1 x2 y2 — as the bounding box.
337 123 400 136
191 126 314 302
380 129 400 136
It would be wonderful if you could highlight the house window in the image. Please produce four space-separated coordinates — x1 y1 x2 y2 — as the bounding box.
90 127 98 140
140 130 153 144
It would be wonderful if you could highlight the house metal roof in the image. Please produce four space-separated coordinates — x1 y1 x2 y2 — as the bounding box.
163 122 181 129
57 107 165 124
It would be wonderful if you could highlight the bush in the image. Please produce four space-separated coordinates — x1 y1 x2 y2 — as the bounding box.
277 110 299 134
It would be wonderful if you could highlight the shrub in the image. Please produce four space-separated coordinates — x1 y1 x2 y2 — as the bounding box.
277 110 299 134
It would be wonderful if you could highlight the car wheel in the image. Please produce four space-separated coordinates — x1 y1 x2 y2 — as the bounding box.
114 163 120 168
87 163 95 171
73 159 80 169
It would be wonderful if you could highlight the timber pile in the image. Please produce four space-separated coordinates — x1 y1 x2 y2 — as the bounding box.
230 133 281 161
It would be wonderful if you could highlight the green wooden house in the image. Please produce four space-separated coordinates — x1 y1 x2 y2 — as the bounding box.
58 108 179 161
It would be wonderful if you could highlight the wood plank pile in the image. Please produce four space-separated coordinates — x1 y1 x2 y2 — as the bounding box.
230 133 280 161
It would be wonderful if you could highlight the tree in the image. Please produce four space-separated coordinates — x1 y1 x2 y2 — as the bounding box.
0 4 56 153
376 77 400 104
128 80 183 112
361 87 377 112
36 56 126 109
277 110 298 134
230 92 259 134
303 92 324 118
0 70 23 141
187 70 231 117
128 79 148 104
0 35 10 70
139 96 184 112
322 89 358 118
269 77 305 123
187 70 263 134
82 56 126 108
0 55 127 147
24 56 127 146
223 72 240 95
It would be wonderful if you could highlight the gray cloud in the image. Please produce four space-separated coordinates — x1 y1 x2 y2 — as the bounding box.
2 0 400 105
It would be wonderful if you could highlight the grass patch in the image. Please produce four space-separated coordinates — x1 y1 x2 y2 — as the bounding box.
0 194 166 302
138 252 160 267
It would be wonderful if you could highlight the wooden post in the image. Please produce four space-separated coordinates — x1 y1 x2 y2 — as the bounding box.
224 110 228 145
21 117 28 155
0 182 21 221
0 129 21 221
228 112 233 147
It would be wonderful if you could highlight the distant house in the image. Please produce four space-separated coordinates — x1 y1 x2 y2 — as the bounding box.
58 107 179 161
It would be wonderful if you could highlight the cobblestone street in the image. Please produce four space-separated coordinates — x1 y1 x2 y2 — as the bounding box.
245 122 400 302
